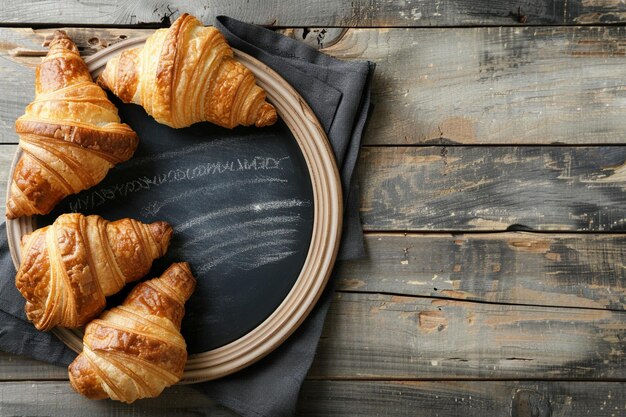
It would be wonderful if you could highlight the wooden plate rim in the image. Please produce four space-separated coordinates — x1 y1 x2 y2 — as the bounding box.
6 36 343 383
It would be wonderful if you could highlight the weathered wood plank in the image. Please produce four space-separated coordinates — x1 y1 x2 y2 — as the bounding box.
0 381 239 416
0 379 624 416
297 380 626 416
3 27 626 145
320 26 626 145
337 233 626 310
0 352 66 381
309 292 626 379
360 146 626 232
1 0 626 26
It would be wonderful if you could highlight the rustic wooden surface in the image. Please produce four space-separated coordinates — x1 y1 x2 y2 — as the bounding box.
2 0 626 26
337 233 626 309
1 379 624 417
359 146 626 231
1 1 626 416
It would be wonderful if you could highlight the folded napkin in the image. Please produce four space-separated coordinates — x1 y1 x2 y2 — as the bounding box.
0 16 374 417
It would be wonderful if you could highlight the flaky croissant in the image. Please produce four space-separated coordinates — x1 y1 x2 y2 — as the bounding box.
68 262 196 403
98 13 277 129
15 213 172 331
7 31 139 219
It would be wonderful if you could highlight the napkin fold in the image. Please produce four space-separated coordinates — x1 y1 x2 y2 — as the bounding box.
0 16 374 417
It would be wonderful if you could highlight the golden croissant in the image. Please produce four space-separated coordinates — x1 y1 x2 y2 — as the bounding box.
98 13 277 129
68 262 196 403
7 30 139 219
15 213 172 331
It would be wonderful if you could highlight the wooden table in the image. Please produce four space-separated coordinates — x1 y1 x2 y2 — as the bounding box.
1 2 626 416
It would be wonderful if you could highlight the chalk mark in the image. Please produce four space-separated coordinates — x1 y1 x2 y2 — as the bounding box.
181 215 301 248
175 198 310 233
247 251 299 270
189 228 297 259
197 238 298 273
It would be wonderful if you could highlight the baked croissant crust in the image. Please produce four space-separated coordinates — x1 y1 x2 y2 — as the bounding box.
7 30 139 220
15 213 172 331
98 13 277 129
68 262 196 403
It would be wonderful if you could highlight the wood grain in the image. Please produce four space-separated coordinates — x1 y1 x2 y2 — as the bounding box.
0 352 65 381
310 292 626 379
0 381 238 416
0 381 626 417
0 379 623 416
320 26 626 145
359 146 626 232
3 26 626 145
337 233 626 310
297 380 626 417
1 0 626 26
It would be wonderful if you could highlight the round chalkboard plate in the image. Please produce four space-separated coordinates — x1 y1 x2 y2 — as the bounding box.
6 37 342 382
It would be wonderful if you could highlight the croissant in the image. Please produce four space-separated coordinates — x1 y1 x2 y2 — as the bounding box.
68 262 196 403
6 30 139 219
15 213 172 331
98 13 277 129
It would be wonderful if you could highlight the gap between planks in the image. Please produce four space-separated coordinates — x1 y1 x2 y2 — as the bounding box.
4 377 626 382
303 376 626 382
335 289 626 313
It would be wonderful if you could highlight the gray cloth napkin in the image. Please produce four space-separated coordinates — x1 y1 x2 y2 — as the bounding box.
0 16 374 417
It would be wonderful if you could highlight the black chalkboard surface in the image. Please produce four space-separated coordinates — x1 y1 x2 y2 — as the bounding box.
40 95 314 354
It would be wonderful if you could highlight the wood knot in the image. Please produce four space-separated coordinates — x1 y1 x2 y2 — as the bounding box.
418 310 448 332
512 389 551 417
511 6 528 23
278 28 347 50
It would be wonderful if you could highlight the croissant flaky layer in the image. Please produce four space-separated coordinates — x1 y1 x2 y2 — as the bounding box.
98 13 277 129
15 213 172 330
7 30 138 219
69 262 196 403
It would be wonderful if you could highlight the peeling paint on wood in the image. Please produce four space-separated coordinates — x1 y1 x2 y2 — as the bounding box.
319 26 626 145
336 233 626 309
359 147 626 232
310 293 626 379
